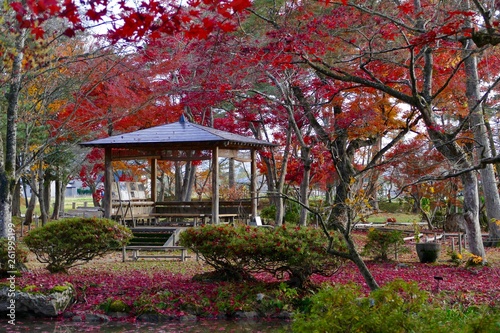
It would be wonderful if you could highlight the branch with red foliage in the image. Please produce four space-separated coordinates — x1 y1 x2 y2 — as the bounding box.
10 0 251 41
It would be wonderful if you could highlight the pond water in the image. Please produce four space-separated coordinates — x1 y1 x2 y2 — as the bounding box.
0 319 289 333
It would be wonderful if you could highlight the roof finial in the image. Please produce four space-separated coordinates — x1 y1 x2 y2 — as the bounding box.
179 114 186 123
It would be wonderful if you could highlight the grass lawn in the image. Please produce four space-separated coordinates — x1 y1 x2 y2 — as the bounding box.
19 196 95 216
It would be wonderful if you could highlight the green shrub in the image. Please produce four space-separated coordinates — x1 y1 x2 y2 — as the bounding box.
260 204 276 220
100 298 131 313
24 217 132 273
362 228 408 261
259 201 301 224
0 238 29 277
180 224 345 288
292 280 500 333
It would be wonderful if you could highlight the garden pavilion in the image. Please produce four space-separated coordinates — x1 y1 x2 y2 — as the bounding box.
80 115 276 224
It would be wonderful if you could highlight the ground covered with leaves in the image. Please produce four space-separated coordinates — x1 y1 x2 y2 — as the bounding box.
7 234 500 323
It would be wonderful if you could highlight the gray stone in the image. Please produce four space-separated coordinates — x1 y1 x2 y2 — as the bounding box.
274 311 292 319
0 284 75 317
85 313 110 322
179 314 197 321
136 313 161 322
234 311 258 319
108 312 129 319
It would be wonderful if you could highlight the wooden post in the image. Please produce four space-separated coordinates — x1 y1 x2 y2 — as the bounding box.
212 147 219 224
458 233 463 253
103 147 112 219
250 149 258 219
150 158 157 202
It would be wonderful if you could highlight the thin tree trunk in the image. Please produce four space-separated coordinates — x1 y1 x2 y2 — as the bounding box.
228 158 235 188
298 146 311 226
52 178 62 219
275 124 292 226
175 162 182 200
343 233 379 290
158 169 166 201
43 172 51 216
37 164 49 226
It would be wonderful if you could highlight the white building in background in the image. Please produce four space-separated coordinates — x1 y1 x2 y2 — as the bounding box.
21 179 86 199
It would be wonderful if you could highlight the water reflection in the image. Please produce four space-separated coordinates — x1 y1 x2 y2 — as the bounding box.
0 319 289 332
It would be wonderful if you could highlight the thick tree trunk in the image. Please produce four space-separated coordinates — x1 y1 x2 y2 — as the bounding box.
425 126 486 259
0 32 25 238
463 41 500 245
12 180 22 217
417 37 486 259
461 171 487 259
24 192 37 226
0 175 13 238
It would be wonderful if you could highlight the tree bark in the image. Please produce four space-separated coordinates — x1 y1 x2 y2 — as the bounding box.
298 145 311 226
12 180 22 217
0 31 25 238
228 158 235 188
275 125 292 225
51 178 62 220
462 39 500 246
24 190 37 226
37 165 49 226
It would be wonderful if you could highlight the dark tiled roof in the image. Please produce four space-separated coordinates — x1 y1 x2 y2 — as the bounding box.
80 117 275 150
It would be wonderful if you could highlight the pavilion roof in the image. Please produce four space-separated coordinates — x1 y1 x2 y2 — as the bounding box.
80 116 276 151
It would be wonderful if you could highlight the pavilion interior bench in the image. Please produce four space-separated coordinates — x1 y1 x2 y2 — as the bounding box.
112 200 250 227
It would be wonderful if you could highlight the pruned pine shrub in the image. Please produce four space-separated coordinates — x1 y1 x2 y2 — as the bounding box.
24 217 132 273
179 224 345 288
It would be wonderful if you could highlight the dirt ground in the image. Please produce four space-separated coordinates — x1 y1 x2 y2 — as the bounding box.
22 228 500 272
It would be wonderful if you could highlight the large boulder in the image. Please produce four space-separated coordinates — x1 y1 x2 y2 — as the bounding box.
0 283 75 317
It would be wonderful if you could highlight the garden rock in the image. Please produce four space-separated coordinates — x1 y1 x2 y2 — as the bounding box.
234 311 259 319
0 284 75 317
85 313 111 322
